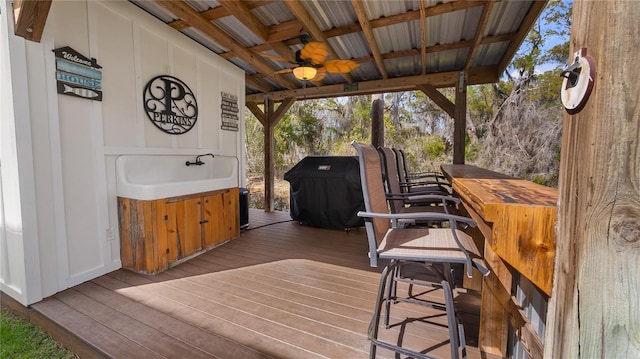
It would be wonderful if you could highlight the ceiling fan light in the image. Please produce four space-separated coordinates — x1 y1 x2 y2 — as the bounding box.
293 66 317 80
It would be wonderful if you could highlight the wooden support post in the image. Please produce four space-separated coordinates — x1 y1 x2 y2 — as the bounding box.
371 93 384 148
453 72 467 164
545 1 640 357
264 98 275 212
247 98 296 212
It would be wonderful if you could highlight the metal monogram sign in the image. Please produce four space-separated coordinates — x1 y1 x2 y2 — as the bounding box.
53 46 102 101
143 75 198 135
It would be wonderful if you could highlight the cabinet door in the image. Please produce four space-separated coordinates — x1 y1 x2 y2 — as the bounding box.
222 188 240 239
164 201 180 263
167 197 203 258
202 193 225 248
152 199 170 270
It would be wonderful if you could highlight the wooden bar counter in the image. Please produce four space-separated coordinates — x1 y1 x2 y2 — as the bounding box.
441 164 557 358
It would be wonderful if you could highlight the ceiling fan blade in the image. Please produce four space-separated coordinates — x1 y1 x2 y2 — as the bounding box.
324 59 359 73
260 52 291 63
274 68 293 74
312 69 327 81
299 42 328 65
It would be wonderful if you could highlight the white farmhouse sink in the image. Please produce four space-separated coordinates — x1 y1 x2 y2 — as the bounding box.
116 155 238 200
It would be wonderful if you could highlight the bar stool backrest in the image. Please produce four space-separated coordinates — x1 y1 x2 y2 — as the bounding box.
352 142 390 249
378 147 405 213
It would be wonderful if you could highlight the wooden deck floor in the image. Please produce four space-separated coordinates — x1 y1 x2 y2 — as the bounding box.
30 209 497 359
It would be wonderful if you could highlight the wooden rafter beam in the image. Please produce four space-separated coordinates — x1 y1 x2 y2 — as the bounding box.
465 0 496 72
245 75 272 93
155 0 297 90
218 0 296 64
218 0 268 40
168 0 276 31
351 0 388 79
246 102 266 126
283 0 355 83
246 65 499 103
271 97 296 125
419 0 427 75
382 0 486 26
416 84 455 118
12 0 52 42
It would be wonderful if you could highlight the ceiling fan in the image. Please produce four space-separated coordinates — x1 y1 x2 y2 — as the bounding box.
261 34 359 81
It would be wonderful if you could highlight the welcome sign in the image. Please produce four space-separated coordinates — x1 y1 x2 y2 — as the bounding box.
53 46 102 101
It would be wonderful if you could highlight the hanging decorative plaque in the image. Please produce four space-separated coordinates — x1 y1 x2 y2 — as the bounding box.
53 46 103 101
221 92 239 131
143 75 198 135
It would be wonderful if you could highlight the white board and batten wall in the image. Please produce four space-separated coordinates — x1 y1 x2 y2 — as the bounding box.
0 0 246 306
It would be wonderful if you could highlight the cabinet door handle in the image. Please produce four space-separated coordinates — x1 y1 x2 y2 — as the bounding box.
200 220 209 224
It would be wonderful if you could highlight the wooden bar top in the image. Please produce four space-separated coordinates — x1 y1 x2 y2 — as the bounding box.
441 164 557 295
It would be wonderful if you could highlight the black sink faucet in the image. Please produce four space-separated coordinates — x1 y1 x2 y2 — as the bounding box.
186 153 215 166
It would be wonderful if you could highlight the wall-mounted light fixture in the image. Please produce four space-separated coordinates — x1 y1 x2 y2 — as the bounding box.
293 66 317 81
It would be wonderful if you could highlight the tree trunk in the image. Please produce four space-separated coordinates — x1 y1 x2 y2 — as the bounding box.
371 93 384 148
545 1 640 357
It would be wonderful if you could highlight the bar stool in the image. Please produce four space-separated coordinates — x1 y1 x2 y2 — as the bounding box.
352 141 489 359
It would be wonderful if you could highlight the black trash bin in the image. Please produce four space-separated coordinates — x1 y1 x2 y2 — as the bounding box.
284 156 365 229
239 187 249 229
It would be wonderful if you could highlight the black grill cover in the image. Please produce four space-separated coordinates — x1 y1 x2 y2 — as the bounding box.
284 156 365 229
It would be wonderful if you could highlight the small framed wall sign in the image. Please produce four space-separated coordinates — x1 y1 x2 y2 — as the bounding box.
53 46 103 101
221 92 239 131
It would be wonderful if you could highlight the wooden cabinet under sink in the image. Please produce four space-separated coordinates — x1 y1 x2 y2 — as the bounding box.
118 187 240 274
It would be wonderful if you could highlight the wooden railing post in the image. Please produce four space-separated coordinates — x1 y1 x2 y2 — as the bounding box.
546 1 640 357
453 71 467 164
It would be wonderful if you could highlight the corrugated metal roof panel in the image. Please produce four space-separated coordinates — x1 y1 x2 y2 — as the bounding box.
385 55 421 77
213 17 264 47
489 1 535 36
182 27 227 53
327 32 369 60
375 21 420 54
130 0 177 22
461 6 484 40
228 58 257 75
427 48 469 73
183 0 215 13
353 62 381 82
362 0 418 19
126 0 548 96
304 1 356 30
251 2 296 25
473 42 510 68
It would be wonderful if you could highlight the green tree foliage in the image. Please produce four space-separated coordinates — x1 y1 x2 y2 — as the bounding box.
467 0 571 186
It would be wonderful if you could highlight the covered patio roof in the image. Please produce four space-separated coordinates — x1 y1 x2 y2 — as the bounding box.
127 0 547 102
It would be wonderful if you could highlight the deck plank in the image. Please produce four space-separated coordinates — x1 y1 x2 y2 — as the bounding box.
31 297 161 358
30 209 498 359
53 289 215 359
72 281 272 359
